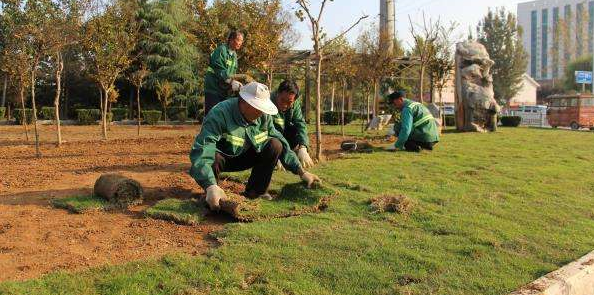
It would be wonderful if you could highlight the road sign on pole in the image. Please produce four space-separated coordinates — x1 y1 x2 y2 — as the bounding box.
575 71 593 84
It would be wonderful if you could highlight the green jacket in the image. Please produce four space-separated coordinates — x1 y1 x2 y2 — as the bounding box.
271 91 309 147
394 99 440 149
189 97 302 189
204 44 238 96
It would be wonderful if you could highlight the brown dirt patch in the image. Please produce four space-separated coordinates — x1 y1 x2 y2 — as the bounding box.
0 125 358 282
370 195 414 214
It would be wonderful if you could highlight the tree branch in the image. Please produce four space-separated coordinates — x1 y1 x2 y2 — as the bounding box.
321 14 369 51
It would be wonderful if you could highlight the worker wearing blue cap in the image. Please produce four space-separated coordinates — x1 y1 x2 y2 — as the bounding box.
386 91 439 152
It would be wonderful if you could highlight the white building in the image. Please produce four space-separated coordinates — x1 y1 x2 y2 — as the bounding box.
517 0 594 81
433 74 540 107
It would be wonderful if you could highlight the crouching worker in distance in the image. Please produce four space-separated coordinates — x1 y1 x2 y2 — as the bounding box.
189 82 321 211
270 80 314 168
385 91 440 152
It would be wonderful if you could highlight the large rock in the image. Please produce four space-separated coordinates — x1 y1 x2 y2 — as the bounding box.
454 40 500 132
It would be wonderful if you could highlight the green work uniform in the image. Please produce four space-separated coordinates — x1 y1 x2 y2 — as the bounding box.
189 97 302 189
270 91 309 149
394 99 440 149
204 44 238 97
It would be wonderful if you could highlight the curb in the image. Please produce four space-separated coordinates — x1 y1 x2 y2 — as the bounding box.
511 250 594 295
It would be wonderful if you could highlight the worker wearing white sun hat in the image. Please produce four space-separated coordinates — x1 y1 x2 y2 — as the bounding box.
189 82 321 211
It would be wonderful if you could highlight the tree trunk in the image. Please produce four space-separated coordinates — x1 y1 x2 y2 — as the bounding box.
341 79 345 137
137 86 141 136
101 85 108 140
19 82 29 141
1 74 7 107
31 68 41 158
305 56 311 124
315 49 323 162
330 82 335 112
366 91 371 124
373 80 378 116
54 53 63 147
419 66 425 103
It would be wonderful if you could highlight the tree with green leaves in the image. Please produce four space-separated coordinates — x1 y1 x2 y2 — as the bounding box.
477 7 528 106
83 0 138 140
563 55 593 92
138 0 198 108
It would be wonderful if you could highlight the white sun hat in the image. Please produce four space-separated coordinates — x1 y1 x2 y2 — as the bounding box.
239 82 278 115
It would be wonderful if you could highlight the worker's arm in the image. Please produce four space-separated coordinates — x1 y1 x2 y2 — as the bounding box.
189 113 223 189
291 99 309 147
267 116 303 174
395 108 413 149
209 46 234 82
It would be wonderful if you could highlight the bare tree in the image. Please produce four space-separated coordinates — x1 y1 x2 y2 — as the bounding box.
294 0 368 161
130 66 149 136
409 13 441 103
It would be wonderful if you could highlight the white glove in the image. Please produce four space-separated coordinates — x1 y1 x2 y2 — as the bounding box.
297 145 314 168
300 171 321 188
276 160 285 171
206 185 226 211
230 80 242 91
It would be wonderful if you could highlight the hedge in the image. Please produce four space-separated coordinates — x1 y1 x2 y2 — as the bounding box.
13 109 34 124
500 116 522 127
142 110 162 125
323 111 357 125
167 106 187 122
40 107 56 120
0 107 5 120
75 109 112 125
111 108 128 121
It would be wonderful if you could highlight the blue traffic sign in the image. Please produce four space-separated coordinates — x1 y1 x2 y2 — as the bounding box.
575 71 592 84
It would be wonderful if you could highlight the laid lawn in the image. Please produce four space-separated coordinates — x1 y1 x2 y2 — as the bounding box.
2 127 594 295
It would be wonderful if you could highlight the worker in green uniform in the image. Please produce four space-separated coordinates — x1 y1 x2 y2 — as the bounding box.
190 82 321 211
270 80 314 168
204 30 244 115
385 91 439 152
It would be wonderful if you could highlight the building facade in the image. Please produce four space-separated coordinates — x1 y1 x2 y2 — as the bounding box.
518 0 594 82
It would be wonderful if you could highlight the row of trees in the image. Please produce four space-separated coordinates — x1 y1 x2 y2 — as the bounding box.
0 1 530 161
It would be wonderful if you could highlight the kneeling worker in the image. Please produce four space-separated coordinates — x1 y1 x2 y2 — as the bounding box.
386 91 439 152
189 82 321 211
271 80 314 168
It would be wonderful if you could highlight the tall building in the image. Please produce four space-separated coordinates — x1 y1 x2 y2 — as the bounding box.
518 0 594 82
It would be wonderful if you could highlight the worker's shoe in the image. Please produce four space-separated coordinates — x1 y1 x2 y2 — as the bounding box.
244 190 273 200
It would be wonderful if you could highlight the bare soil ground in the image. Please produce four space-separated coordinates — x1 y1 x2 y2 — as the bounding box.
0 124 367 282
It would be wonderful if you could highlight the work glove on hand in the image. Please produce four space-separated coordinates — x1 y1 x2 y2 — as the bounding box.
300 171 321 188
206 185 226 211
226 79 243 91
276 160 285 171
296 145 314 168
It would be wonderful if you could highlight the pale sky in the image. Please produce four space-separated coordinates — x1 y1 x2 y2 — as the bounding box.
286 0 528 50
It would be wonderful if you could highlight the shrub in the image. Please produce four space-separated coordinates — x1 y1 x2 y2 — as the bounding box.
444 115 456 126
13 109 34 124
40 107 56 120
323 111 356 125
111 108 128 121
76 109 101 125
167 106 187 122
0 107 5 120
142 110 162 125
500 116 522 127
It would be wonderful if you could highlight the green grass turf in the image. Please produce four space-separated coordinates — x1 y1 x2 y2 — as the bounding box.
50 195 109 214
227 183 338 222
145 199 208 225
4 127 594 295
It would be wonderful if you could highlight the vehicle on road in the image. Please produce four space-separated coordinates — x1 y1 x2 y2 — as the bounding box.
547 94 594 130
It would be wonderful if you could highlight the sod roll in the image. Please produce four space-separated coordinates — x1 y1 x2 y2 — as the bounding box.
93 173 143 207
